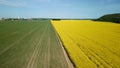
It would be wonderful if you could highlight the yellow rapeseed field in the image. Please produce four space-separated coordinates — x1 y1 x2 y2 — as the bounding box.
52 20 120 68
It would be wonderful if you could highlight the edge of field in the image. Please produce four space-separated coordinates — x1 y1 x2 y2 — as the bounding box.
51 23 75 68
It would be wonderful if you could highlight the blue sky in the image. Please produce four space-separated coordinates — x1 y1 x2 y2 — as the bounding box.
0 0 120 18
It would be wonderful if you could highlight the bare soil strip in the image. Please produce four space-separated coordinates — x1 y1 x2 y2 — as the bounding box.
55 31 74 68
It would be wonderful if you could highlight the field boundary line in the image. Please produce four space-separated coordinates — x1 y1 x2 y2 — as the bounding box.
52 27 74 68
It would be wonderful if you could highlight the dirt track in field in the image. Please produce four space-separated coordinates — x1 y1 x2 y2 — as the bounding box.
26 24 48 68
56 33 74 68
52 24 74 68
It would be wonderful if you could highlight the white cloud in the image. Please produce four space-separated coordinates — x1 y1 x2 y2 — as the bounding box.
0 0 27 7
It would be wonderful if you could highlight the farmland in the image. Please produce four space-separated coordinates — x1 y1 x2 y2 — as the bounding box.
0 20 71 68
0 19 120 68
52 20 120 68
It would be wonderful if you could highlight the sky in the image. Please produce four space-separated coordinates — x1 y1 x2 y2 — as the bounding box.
0 0 120 18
